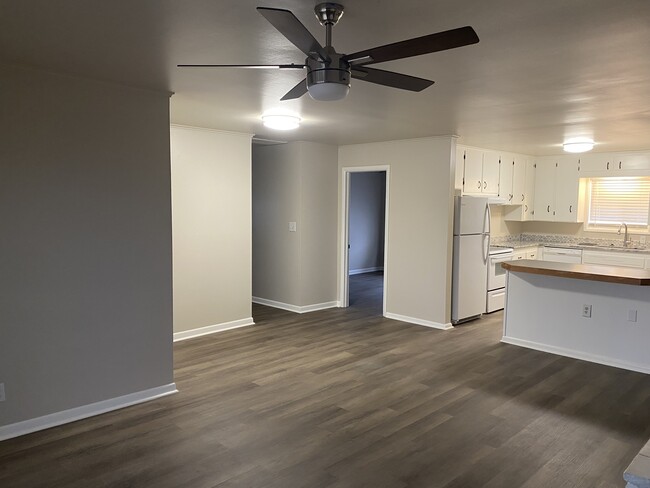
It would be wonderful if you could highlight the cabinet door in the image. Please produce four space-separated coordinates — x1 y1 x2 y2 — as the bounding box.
579 154 608 174
533 160 555 221
526 248 538 260
463 148 483 194
512 156 527 205
513 250 527 260
582 250 645 268
555 160 580 222
482 152 500 195
498 153 513 201
523 160 536 220
620 153 650 173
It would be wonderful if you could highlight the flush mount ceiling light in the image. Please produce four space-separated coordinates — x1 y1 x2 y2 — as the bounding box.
262 114 301 130
563 138 595 153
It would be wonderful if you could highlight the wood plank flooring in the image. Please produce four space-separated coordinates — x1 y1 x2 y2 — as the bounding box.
1 272 649 487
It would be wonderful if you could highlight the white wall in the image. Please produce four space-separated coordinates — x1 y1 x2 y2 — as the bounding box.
0 65 174 432
339 137 457 327
171 126 253 335
252 142 338 310
349 172 386 273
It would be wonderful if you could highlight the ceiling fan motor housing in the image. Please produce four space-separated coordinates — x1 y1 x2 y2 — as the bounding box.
306 52 351 101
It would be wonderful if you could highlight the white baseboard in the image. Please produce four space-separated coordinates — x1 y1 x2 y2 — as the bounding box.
501 336 650 375
252 297 339 314
349 266 384 276
0 383 177 442
384 312 454 330
173 317 254 342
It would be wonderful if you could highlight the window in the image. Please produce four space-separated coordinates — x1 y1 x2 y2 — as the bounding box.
586 177 650 231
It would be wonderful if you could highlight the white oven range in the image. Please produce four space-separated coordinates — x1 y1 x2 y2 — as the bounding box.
487 246 514 313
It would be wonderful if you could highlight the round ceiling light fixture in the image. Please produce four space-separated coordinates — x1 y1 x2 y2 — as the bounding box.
563 138 594 153
262 113 301 130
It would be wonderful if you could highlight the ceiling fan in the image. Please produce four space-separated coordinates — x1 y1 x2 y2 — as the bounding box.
178 3 479 101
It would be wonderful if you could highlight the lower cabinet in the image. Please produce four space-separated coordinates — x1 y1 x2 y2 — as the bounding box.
513 247 538 260
582 250 646 268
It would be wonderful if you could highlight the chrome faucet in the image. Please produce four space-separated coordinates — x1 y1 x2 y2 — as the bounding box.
618 222 632 247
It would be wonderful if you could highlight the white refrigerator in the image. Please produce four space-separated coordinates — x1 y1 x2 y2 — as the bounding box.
452 195 490 324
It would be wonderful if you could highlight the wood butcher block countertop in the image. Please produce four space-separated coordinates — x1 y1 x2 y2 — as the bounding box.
502 260 650 286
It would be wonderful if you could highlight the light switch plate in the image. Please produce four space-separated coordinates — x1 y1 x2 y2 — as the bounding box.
628 310 638 322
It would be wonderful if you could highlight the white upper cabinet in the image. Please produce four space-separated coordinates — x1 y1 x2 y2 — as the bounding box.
532 157 584 223
533 159 556 221
555 159 581 221
579 151 650 176
459 147 499 196
512 156 527 205
503 156 536 222
482 152 500 196
498 153 514 202
462 147 484 194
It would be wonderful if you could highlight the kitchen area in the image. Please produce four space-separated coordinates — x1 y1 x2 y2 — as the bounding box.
452 144 650 322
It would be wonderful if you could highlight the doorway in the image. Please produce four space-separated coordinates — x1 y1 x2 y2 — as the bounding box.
340 166 389 315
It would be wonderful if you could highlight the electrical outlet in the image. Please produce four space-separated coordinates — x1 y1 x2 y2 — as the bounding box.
0 383 5 402
288 222 297 232
582 304 592 318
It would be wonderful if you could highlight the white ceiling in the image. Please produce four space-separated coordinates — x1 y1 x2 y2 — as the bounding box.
1 0 649 155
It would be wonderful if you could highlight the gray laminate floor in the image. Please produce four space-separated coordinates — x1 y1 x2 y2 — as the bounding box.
1 272 648 487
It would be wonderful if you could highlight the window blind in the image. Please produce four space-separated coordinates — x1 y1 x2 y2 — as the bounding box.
588 177 650 227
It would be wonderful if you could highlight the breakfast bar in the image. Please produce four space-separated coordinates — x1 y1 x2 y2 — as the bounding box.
501 260 650 375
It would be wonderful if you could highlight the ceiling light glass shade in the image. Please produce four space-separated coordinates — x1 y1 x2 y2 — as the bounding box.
308 82 350 101
563 139 594 153
262 114 301 130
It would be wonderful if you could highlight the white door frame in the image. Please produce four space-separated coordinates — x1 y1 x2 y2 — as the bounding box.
339 165 390 315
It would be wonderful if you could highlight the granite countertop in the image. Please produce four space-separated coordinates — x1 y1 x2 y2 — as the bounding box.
491 236 650 254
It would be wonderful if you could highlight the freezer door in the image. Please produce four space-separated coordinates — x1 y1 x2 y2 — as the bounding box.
452 234 489 323
454 196 490 235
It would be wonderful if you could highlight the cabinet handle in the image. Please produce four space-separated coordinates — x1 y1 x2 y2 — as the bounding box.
619 161 622 169
547 205 550 213
521 193 525 202
607 161 610 170
525 204 528 212
483 181 487 189
478 180 481 189
569 205 573 213
509 194 513 202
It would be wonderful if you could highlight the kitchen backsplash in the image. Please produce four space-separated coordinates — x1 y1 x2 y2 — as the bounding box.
491 233 648 249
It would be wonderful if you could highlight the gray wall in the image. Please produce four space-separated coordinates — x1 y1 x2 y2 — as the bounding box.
171 126 253 333
252 142 338 308
349 172 386 274
0 65 174 426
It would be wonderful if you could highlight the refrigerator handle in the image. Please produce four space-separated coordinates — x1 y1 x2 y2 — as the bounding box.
483 203 491 264
485 202 492 235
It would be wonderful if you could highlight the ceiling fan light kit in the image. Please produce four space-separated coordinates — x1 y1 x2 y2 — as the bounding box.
179 3 479 104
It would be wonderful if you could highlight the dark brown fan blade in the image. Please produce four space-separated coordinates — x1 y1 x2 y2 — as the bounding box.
343 26 479 66
257 7 329 62
177 64 305 69
280 78 309 100
351 67 434 92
